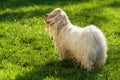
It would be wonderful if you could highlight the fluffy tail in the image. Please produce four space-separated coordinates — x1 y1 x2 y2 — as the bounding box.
90 25 107 66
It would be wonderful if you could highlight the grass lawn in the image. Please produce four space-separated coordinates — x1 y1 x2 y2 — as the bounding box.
0 0 120 80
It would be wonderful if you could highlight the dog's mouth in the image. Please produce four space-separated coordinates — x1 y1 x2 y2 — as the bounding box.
45 14 56 26
46 21 51 24
45 17 55 25
45 14 51 24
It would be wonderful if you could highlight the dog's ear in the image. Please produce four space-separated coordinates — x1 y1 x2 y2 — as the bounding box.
55 8 62 13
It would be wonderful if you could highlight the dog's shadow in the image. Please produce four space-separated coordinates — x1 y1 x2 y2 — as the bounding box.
16 60 103 80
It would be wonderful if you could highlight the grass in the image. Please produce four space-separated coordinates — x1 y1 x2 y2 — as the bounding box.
0 0 120 80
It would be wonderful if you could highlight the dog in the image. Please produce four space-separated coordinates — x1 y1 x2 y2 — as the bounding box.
45 8 107 71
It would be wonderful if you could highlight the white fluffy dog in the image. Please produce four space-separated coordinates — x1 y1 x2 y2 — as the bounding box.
45 8 107 71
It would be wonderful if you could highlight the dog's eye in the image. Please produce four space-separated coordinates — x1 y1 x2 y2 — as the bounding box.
49 15 56 18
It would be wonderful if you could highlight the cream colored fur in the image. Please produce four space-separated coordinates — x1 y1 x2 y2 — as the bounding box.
45 8 107 71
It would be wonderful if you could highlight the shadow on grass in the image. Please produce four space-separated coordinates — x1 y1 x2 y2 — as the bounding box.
63 1 120 27
106 1 120 8
0 0 120 22
0 8 52 22
66 1 120 27
67 7 109 27
0 0 85 22
15 60 103 80
0 0 91 10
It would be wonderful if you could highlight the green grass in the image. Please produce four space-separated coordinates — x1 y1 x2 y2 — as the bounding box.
0 0 120 80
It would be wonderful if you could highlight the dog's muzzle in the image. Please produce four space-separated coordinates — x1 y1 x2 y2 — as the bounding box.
45 14 49 17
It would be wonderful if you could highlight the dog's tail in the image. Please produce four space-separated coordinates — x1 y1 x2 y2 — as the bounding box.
90 25 107 66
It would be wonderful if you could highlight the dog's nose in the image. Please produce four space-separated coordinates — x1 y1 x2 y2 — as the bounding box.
45 14 49 17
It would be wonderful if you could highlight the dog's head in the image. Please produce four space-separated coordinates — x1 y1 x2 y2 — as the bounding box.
45 8 70 38
45 8 68 29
